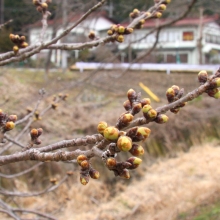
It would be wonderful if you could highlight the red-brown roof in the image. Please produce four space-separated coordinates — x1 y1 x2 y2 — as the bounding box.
29 11 114 28
122 15 219 28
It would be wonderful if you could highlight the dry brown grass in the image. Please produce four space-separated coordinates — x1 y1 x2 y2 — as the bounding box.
58 145 220 220
1 68 220 219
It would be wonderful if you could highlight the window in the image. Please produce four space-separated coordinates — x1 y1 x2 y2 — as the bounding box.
182 31 194 41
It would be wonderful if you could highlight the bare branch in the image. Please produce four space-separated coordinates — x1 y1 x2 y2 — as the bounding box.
0 19 13 31
0 175 68 197
0 162 43 179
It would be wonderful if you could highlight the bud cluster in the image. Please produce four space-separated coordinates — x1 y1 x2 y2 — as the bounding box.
107 24 133 43
30 128 43 145
166 85 186 114
106 156 142 179
152 0 171 18
95 88 168 182
129 9 150 29
123 89 146 115
9 34 28 54
129 1 171 30
51 93 69 110
142 104 157 121
200 70 220 99
77 155 100 185
0 109 17 134
33 0 51 13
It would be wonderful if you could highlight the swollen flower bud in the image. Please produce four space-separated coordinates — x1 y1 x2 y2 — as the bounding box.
116 35 124 43
80 175 89 185
37 128 43 136
106 157 117 169
120 169 130 179
13 45 19 54
124 28 133 34
117 136 132 151
145 12 151 17
80 160 90 170
127 157 142 169
50 178 57 185
171 85 180 96
170 107 180 114
5 121 15 130
9 34 15 41
51 102 58 110
141 98 151 107
89 169 100 179
129 144 144 156
139 19 145 25
20 42 28 48
163 0 171 4
97 121 108 134
142 104 152 114
77 155 88 165
33 0 40 6
214 91 220 99
154 12 162 18
136 127 151 140
166 87 175 102
30 128 39 138
198 70 208 83
210 78 220 89
208 88 220 99
4 121 15 131
118 26 125 34
123 100 132 111
107 29 113 36
8 115 17 122
88 31 96 40
120 113 134 124
144 108 157 120
41 3 48 9
155 114 169 124
20 36 26 42
36 6 43 12
127 89 137 102
131 103 142 115
103 126 119 141
159 4 167 10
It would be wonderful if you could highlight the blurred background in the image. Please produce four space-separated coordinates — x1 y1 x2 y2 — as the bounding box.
0 0 220 219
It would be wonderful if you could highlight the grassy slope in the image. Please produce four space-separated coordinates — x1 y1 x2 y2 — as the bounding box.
1 68 220 219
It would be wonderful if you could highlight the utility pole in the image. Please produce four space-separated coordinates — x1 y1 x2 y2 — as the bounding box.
61 0 68 70
105 0 114 18
0 0 4 24
197 7 204 64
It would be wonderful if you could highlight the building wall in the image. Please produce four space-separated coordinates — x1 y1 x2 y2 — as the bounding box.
118 22 220 65
28 16 113 67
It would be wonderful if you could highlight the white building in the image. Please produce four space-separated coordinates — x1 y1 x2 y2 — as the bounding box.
28 12 114 68
29 14 220 66
119 16 220 64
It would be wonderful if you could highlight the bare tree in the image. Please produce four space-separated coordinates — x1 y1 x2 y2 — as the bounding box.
0 0 220 219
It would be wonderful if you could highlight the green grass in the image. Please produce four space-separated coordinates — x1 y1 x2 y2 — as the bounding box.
177 200 220 220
